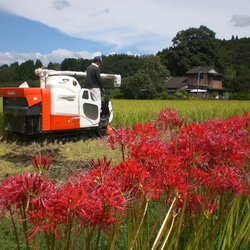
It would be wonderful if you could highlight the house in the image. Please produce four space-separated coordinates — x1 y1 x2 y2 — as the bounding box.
165 66 225 97
164 77 188 94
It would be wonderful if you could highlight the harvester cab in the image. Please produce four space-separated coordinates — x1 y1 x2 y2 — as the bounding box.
0 68 121 136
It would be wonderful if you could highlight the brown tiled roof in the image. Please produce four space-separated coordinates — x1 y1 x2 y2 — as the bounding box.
164 77 187 89
185 66 222 76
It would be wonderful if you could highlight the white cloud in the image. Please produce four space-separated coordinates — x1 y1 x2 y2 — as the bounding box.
0 49 139 66
0 0 249 67
0 49 99 66
0 0 249 53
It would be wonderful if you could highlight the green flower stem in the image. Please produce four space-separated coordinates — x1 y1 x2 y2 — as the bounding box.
152 197 177 250
110 213 123 250
174 196 187 250
20 202 30 250
160 215 176 250
9 207 21 250
231 197 250 249
129 197 149 250
143 197 171 250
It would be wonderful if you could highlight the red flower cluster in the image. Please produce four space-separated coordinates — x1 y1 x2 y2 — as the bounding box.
0 158 128 240
0 109 249 245
0 172 60 238
108 110 250 215
69 157 127 230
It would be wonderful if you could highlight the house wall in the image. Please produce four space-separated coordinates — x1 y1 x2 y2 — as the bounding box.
187 74 222 89
207 75 222 88
187 75 206 86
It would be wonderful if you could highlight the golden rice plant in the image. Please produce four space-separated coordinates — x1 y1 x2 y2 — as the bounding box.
111 100 250 128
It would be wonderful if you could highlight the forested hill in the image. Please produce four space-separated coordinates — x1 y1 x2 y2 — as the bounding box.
0 26 249 99
156 27 250 96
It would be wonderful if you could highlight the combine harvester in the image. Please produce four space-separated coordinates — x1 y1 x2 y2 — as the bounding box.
0 68 121 140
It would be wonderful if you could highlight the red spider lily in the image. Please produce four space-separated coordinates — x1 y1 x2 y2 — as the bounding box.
108 128 136 150
128 138 168 167
243 110 250 126
108 127 136 161
198 198 219 219
0 172 55 211
42 183 88 233
207 165 248 194
184 194 219 220
184 193 203 219
157 108 179 129
0 172 63 240
1 108 250 249
181 122 205 140
69 157 128 231
31 153 53 172
134 122 158 141
157 108 185 131
113 160 153 200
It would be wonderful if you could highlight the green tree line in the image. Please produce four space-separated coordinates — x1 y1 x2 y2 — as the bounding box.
0 26 249 99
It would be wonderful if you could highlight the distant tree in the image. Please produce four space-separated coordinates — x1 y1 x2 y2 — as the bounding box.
61 58 91 71
35 59 43 69
228 66 250 92
158 25 218 76
16 60 33 80
0 64 8 69
80 59 92 71
47 62 56 69
123 55 169 99
61 58 78 71
0 62 19 85
101 54 139 77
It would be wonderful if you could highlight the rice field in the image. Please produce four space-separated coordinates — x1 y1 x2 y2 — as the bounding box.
110 100 250 128
0 98 250 132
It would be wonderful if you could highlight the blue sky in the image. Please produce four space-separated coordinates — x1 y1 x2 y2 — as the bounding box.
0 0 249 66
0 10 107 54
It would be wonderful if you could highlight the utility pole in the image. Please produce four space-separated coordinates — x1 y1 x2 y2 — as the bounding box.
196 66 200 97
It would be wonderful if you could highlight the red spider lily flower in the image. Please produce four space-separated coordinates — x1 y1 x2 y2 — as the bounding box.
170 116 186 131
134 122 158 141
108 127 136 161
198 198 219 219
37 182 88 238
0 172 62 239
69 157 128 231
157 108 185 131
204 199 219 219
0 172 55 211
128 138 168 167
244 110 250 124
31 153 53 173
157 108 178 129
181 122 205 140
186 194 219 220
108 128 136 150
113 160 151 199
208 165 247 194
184 193 203 219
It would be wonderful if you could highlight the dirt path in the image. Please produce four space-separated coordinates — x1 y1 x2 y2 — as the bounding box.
0 139 91 181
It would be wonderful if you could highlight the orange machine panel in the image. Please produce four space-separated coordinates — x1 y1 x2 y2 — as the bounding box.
50 115 80 131
41 89 51 131
0 88 42 106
